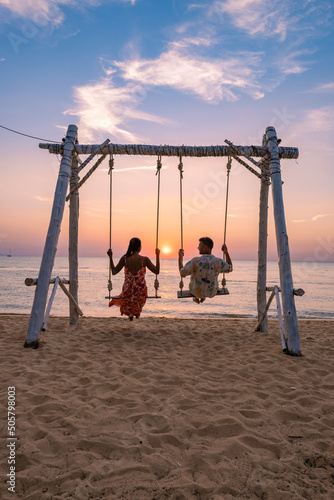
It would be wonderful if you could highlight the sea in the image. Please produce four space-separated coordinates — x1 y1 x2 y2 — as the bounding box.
0 256 333 320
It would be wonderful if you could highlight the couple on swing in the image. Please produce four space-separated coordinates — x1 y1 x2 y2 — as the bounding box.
107 236 233 320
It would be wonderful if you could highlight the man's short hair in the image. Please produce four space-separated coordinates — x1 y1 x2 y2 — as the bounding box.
199 237 214 250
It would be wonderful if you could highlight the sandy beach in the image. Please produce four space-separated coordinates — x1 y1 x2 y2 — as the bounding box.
1 314 334 499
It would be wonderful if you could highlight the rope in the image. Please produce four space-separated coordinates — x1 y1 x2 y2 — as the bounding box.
222 157 232 288
178 157 184 293
154 157 162 298
107 155 114 299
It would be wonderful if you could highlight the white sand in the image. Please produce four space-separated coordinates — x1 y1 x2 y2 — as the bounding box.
1 315 334 499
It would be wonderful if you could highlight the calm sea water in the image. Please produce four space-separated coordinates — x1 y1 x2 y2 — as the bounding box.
0 256 333 320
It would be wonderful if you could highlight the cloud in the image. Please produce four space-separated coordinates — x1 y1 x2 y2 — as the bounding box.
64 76 171 143
311 214 334 222
66 38 266 142
277 50 312 75
304 106 334 132
0 0 65 26
0 0 136 26
211 0 332 42
34 195 53 203
211 0 289 41
0 58 5 62
291 214 334 223
305 82 334 93
114 47 265 102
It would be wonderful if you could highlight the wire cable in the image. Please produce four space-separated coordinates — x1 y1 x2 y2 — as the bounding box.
0 124 61 143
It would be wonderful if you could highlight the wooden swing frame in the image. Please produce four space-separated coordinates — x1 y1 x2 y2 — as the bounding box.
24 124 302 355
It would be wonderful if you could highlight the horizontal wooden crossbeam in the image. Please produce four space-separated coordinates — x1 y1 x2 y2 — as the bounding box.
40 142 299 160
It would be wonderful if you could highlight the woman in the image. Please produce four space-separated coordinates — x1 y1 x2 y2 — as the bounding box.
107 238 160 320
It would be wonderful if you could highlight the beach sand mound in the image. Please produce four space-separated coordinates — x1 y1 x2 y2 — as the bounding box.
1 315 334 499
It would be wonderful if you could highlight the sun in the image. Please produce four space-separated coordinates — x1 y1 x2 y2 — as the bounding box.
162 246 171 254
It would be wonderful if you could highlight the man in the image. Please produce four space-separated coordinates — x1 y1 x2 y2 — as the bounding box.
178 237 233 303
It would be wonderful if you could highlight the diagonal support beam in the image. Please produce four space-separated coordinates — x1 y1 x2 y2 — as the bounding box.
76 139 110 174
225 139 263 170
229 154 263 179
66 153 107 201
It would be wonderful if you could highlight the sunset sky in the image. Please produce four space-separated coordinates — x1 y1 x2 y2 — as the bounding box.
0 0 333 262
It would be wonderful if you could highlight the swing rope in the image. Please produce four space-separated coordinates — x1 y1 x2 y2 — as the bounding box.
107 156 162 300
107 155 114 300
178 157 184 294
154 156 162 298
177 156 231 298
222 156 232 288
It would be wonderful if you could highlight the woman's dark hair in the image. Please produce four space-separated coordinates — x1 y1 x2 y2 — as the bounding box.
125 237 141 257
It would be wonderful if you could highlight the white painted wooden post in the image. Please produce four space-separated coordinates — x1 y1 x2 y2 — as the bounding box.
41 276 60 332
265 126 301 355
69 154 79 325
257 153 270 333
274 285 287 351
24 124 78 348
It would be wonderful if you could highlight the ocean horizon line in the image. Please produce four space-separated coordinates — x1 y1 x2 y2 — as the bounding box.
1 255 334 264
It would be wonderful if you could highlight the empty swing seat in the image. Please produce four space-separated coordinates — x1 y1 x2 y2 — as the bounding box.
177 288 229 298
106 295 161 300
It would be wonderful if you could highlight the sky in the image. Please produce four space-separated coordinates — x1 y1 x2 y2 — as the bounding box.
0 0 333 262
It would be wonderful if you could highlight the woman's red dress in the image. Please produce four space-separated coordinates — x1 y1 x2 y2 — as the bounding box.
109 262 147 318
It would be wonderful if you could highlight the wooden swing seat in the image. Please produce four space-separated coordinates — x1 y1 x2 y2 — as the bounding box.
105 295 161 300
177 288 229 298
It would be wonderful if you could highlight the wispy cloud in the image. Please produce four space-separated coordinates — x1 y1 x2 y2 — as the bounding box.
63 1 332 141
64 75 171 142
292 214 334 223
277 50 312 75
211 0 289 41
305 106 334 132
0 0 136 26
304 82 334 93
0 58 5 62
311 213 334 221
0 0 65 26
66 39 266 142
114 47 265 102
34 195 52 203
211 0 331 42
